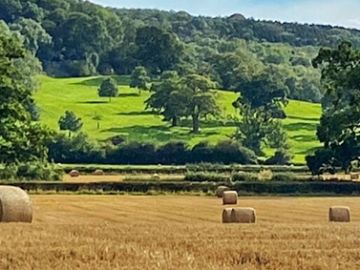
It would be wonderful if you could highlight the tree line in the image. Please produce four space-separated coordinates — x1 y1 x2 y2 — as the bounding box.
1 0 360 172
2 0 360 102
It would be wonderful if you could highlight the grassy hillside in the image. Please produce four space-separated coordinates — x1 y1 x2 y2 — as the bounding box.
35 76 321 163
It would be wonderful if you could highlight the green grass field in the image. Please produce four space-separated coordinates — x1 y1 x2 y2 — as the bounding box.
35 75 322 163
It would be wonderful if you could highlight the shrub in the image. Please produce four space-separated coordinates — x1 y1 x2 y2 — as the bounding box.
258 169 273 181
265 149 293 165
231 172 258 182
212 140 257 165
184 172 230 182
191 141 214 163
0 162 63 181
306 148 336 175
108 142 157 164
48 132 104 164
157 142 189 164
186 163 226 173
271 172 297 182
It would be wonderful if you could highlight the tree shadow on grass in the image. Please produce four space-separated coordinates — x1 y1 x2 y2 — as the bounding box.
71 75 130 87
102 125 218 142
284 122 318 132
117 111 155 116
179 119 237 128
78 101 109 104
287 115 320 122
290 134 317 143
295 146 322 156
118 93 139 98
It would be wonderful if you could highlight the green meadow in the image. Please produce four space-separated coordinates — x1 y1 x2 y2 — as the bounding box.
35 76 322 163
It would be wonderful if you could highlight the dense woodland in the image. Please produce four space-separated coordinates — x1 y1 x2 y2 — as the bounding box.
1 0 360 174
2 0 360 103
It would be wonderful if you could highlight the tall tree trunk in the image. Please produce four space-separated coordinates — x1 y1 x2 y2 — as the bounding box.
192 114 200 133
171 117 179 127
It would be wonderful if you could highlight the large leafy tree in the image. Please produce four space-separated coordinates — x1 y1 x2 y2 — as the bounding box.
146 71 187 127
181 74 219 133
98 78 118 102
146 72 219 132
307 41 360 173
135 26 184 74
10 18 52 55
130 66 150 95
0 22 49 163
234 69 289 155
58 111 83 137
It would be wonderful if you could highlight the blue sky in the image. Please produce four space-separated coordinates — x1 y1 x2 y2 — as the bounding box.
90 0 360 29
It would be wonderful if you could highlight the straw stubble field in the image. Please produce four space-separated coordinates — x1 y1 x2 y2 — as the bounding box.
2 196 360 269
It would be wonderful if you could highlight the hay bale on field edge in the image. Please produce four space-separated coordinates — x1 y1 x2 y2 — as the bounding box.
69 170 80 177
0 186 32 223
93 169 104 176
350 173 359 180
231 208 256 223
222 208 233 223
216 186 230 198
329 206 350 222
223 191 238 205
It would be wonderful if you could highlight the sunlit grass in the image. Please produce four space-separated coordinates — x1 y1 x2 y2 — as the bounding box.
35 75 322 163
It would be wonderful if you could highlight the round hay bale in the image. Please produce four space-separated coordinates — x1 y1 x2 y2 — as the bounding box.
222 191 238 205
215 186 230 198
93 169 104 176
151 174 161 181
329 206 350 222
69 170 80 177
0 186 32 223
222 208 233 223
231 208 256 224
350 173 359 180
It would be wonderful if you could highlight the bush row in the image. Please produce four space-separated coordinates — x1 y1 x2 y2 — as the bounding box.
184 172 304 182
0 162 63 181
186 163 309 173
48 133 258 165
7 181 360 195
62 163 310 175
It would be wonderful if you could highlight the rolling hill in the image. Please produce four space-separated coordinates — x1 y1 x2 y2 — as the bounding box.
34 75 322 163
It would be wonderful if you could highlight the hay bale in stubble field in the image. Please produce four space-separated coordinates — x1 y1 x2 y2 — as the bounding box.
222 208 233 223
329 206 350 222
216 186 230 198
231 208 256 223
350 173 359 180
0 186 32 223
222 191 238 205
93 169 104 176
69 170 80 177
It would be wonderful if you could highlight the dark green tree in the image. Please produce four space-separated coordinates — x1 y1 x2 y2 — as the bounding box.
58 111 83 137
180 74 219 133
0 21 49 163
146 71 186 127
234 71 289 155
98 78 118 102
10 18 52 55
130 66 150 95
307 41 360 173
135 26 184 74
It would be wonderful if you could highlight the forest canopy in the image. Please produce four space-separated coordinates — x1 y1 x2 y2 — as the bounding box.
2 0 360 103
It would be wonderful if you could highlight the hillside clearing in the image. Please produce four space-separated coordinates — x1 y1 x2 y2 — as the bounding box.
35 76 322 163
